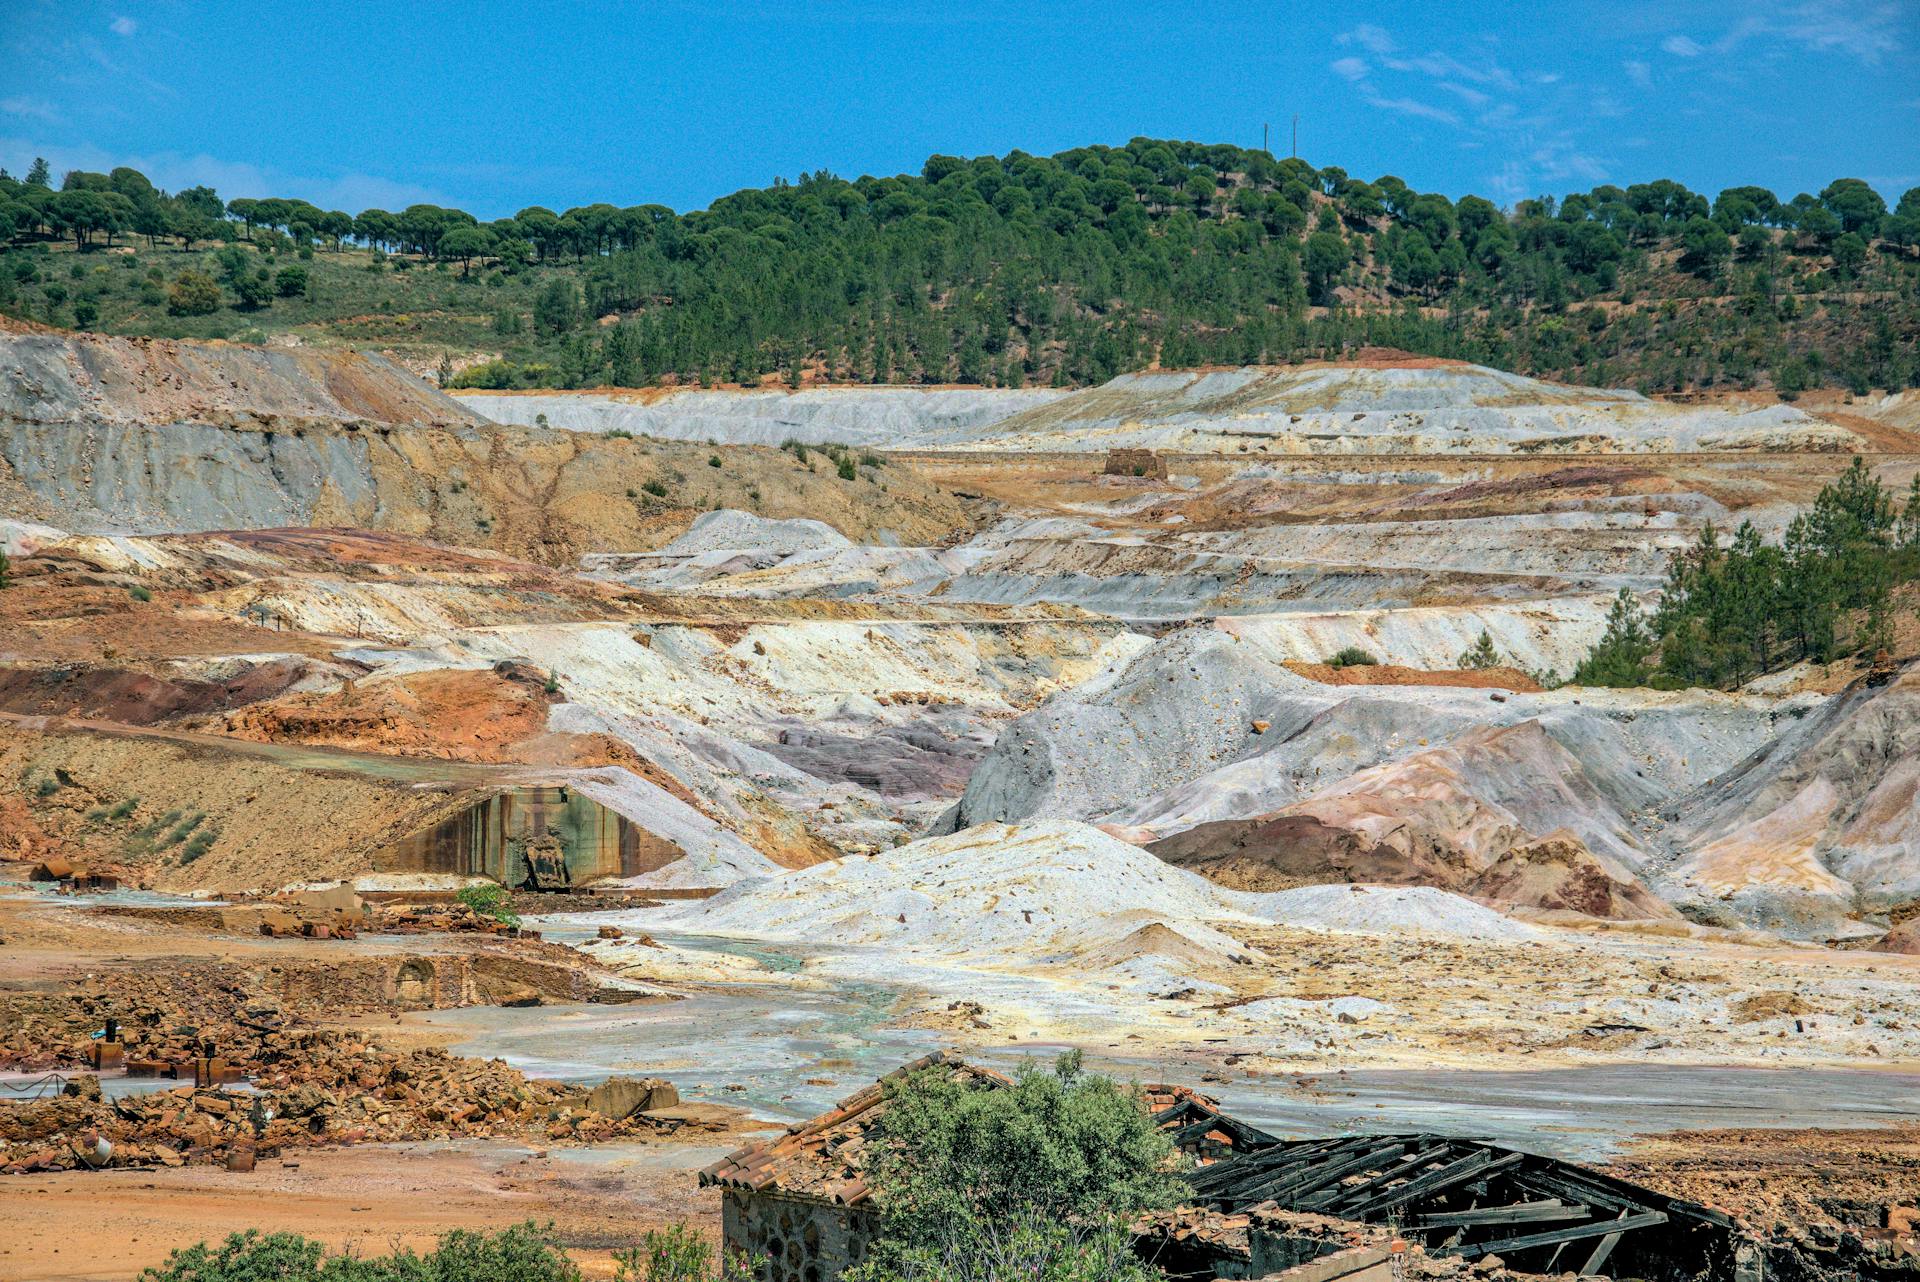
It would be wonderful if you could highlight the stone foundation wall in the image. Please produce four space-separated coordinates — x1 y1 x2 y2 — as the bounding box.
1103 447 1167 479
723 1189 876 1282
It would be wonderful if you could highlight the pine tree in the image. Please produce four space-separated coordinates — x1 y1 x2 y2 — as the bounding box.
1574 589 1654 687
1899 475 1920 551
1458 630 1502 670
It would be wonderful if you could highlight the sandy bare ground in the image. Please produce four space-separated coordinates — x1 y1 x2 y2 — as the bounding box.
0 884 761 1281
0 1138 731 1282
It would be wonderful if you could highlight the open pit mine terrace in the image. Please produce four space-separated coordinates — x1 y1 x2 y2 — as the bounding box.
2 329 1919 1281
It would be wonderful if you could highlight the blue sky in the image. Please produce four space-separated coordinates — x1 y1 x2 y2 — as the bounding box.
3 0 1916 219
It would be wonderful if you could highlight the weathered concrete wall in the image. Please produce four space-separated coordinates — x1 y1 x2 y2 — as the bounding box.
380 785 684 888
722 1189 875 1282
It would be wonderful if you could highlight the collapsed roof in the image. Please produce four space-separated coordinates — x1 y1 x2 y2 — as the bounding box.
702 1057 1750 1281
1183 1132 1743 1280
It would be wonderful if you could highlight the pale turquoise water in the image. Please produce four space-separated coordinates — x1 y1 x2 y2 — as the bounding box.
425 935 1920 1161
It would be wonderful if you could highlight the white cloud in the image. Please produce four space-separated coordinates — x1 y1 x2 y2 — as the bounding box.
1624 59 1653 88
1364 95 1461 127
109 15 137 37
1656 3 1903 69
1437 82 1492 107
1776 0 1902 64
0 96 66 125
0 136 448 211
1327 21 1617 201
1341 24 1398 55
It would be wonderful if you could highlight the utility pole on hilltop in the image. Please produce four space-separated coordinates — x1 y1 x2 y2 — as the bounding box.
1263 122 1270 156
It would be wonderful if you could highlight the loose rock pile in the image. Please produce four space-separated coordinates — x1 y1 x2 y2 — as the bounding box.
367 901 540 937
0 970 687 1172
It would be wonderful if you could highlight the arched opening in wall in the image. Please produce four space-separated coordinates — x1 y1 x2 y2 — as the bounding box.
391 958 435 1006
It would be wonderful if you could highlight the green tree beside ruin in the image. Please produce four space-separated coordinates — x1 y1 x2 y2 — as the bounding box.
848 1052 1183 1282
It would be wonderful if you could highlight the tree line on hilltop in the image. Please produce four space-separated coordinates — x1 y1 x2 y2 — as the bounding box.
2 140 1917 394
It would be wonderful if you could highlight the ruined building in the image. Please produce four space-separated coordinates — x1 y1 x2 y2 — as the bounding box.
700 1054 1757 1282
1103 447 1169 479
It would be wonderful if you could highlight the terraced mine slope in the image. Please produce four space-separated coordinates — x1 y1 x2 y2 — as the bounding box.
3 327 1918 1130
457 385 1068 445
460 354 1913 455
0 332 969 560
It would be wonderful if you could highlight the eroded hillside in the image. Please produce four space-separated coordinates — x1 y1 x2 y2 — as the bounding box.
0 331 973 561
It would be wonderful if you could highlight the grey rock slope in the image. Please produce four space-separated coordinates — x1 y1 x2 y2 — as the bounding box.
1661 663 1920 933
461 363 1864 455
938 621 1788 843
458 386 1066 445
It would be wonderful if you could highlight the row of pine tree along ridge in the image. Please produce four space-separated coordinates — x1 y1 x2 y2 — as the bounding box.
2 141 1916 396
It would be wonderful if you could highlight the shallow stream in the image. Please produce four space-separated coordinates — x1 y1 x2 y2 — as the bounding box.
429 928 1920 1161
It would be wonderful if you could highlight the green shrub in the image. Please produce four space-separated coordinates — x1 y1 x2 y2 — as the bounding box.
605 427 634 439
836 455 857 481
848 1052 1180 1282
447 359 523 391
159 813 205 849
178 827 219 864
273 264 309 298
129 585 153 602
457 883 521 927
33 775 58 798
642 479 668 498
166 270 222 316
707 454 723 468
107 797 140 822
132 809 181 839
614 1223 752 1282
137 1221 582 1282
1326 646 1378 668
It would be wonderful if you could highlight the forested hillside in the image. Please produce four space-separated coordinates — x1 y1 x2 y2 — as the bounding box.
2 139 1916 395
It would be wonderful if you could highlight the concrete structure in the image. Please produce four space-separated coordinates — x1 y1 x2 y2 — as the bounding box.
380 785 685 889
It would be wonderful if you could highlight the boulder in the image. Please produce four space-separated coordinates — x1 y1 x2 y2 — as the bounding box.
584 1075 678 1120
